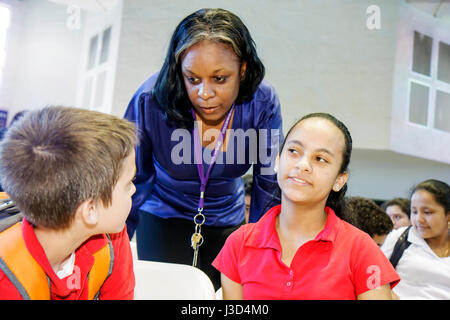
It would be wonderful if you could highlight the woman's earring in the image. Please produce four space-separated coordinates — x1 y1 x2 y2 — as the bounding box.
334 184 340 192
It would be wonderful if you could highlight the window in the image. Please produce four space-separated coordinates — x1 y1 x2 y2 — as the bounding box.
435 90 450 133
99 27 111 64
81 26 112 111
0 5 11 87
412 31 432 76
437 41 450 83
87 34 99 70
409 81 429 126
408 30 450 133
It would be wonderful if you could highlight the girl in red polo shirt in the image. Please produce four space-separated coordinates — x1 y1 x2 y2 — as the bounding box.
213 113 400 299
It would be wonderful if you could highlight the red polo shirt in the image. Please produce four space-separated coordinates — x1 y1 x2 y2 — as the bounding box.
213 205 400 299
0 218 134 300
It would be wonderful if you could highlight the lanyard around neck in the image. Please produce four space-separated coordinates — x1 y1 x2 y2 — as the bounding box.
190 105 235 210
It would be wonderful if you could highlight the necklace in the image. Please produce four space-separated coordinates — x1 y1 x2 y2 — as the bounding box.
438 240 450 258
443 242 450 257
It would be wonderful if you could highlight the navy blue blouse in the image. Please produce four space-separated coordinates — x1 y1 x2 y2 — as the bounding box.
124 73 283 237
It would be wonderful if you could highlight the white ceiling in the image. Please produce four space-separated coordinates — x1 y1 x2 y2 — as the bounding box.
406 0 450 21
48 0 119 12
45 1 450 20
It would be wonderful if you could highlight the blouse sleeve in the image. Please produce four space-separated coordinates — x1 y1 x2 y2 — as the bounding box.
350 232 400 296
249 84 283 223
124 90 156 239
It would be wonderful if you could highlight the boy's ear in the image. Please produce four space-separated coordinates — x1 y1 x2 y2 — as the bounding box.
77 198 99 227
333 172 348 192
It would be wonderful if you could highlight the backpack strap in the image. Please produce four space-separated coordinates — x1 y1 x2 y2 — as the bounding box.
0 222 50 299
88 234 114 300
389 226 412 269
0 222 114 300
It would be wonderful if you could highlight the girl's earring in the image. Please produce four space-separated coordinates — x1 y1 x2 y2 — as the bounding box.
334 184 340 192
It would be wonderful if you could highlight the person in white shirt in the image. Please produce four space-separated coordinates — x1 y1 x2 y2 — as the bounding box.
381 198 411 230
381 179 450 299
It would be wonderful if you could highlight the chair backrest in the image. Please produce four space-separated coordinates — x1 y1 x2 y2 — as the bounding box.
215 287 223 300
130 241 216 300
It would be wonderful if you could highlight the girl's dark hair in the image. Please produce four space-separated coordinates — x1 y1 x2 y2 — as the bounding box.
380 197 411 218
278 113 353 219
152 8 265 128
344 197 393 237
410 179 450 214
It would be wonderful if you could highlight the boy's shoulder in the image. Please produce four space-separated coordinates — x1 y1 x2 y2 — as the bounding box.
85 227 129 254
83 233 111 254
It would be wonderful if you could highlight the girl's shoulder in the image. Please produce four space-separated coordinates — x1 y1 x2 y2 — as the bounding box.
336 218 380 246
226 222 257 246
226 206 280 250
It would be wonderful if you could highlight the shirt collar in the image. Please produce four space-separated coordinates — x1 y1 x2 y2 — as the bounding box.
245 205 340 250
21 218 72 295
21 217 108 296
407 225 441 253
22 217 60 277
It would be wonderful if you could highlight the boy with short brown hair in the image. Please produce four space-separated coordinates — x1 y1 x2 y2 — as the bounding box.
0 106 136 299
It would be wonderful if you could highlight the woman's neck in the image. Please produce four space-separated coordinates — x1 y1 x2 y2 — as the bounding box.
195 110 235 150
425 230 450 257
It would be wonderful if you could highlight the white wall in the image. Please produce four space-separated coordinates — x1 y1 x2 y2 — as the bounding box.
113 0 401 151
348 148 450 200
0 0 83 124
251 0 400 151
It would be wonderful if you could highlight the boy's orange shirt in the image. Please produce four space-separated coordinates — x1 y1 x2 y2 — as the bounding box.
0 218 135 300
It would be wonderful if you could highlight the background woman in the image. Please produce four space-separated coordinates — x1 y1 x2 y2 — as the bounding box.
382 179 450 299
381 198 411 230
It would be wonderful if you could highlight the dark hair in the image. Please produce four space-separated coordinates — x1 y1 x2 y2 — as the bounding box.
410 179 450 214
0 106 136 230
279 113 353 219
344 196 393 237
153 8 265 128
380 197 411 218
